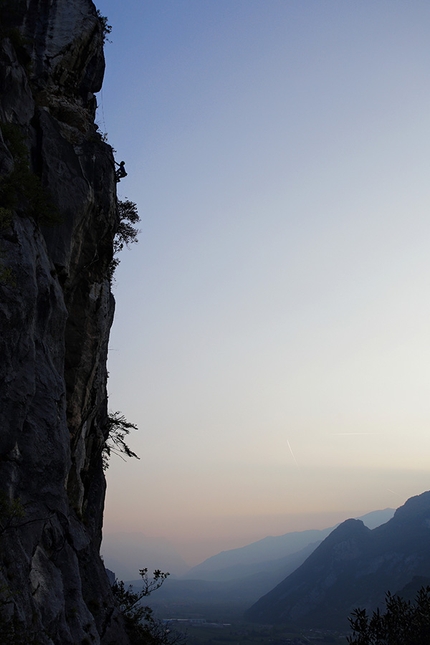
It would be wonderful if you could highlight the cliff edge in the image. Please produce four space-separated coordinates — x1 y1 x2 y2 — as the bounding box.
0 0 130 642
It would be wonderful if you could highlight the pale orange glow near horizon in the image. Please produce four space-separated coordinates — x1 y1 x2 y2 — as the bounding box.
103 454 428 565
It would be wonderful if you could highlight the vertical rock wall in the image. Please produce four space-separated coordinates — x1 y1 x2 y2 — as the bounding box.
0 1 130 642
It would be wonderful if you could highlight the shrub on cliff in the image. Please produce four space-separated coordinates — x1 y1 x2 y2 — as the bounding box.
102 411 140 470
113 568 186 645
96 10 112 45
109 198 140 280
114 199 140 253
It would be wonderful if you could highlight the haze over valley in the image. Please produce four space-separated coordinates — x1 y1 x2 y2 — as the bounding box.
102 493 430 638
101 508 395 581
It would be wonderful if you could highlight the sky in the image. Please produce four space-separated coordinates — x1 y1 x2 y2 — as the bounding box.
94 0 430 568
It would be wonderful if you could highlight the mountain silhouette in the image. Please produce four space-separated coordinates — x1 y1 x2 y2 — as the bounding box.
184 508 394 582
244 491 430 630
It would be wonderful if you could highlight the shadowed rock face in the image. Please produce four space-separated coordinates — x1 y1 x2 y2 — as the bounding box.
0 1 129 642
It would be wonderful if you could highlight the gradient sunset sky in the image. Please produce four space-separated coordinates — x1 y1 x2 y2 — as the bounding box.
95 0 430 566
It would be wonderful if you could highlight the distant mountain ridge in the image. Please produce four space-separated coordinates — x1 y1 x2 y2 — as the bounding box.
131 508 395 615
244 491 430 630
132 541 322 610
183 529 333 580
183 508 394 582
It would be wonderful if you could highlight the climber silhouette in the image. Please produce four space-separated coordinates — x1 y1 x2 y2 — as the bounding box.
115 160 127 182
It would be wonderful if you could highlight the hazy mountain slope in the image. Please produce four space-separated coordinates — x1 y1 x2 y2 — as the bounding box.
359 507 395 529
124 541 321 611
185 540 320 584
111 508 394 619
395 576 430 602
244 492 430 630
184 508 394 581
183 530 331 580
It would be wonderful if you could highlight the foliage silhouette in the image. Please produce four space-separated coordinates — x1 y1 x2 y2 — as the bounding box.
112 568 186 645
347 586 430 645
114 199 140 253
96 10 112 44
102 411 140 470
109 198 140 280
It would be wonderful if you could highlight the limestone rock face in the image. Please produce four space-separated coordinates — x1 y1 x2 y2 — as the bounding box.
0 1 130 642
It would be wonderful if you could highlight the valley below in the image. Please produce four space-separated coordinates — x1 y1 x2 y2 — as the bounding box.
105 493 430 643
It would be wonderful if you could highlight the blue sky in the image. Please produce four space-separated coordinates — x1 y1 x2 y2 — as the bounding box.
95 0 430 566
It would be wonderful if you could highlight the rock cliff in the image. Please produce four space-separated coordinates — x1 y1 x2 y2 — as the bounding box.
0 1 130 642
